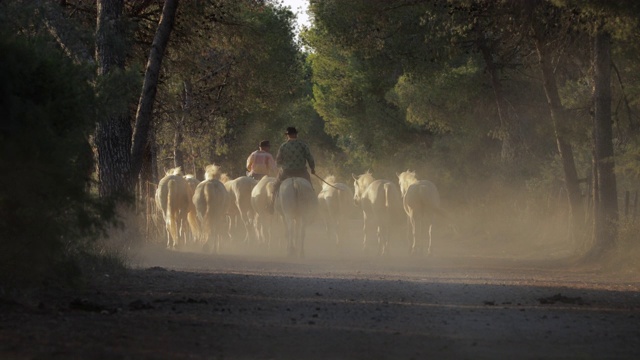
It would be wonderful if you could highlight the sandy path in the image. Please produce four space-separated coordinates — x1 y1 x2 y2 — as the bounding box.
2 220 640 359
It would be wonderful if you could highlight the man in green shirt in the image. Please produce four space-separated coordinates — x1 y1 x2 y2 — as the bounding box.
267 126 316 213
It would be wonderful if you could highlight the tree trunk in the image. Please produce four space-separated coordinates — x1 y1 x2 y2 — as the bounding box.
589 28 618 258
173 79 191 170
173 128 184 169
532 33 583 241
477 33 519 163
130 0 180 186
95 0 132 198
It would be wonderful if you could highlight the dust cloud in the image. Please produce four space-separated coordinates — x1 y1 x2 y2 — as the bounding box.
128 167 640 280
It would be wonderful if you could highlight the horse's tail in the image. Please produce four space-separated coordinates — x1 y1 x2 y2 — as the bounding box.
166 178 179 242
293 178 301 214
383 182 391 208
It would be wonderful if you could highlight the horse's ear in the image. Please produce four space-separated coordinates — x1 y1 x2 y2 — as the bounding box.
352 173 358 181
396 172 400 178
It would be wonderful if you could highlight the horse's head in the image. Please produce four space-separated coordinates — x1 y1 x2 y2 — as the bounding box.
167 166 183 176
352 171 374 205
397 170 417 196
204 164 222 180
219 173 231 184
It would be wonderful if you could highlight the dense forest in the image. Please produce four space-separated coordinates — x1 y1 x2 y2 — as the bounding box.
1 0 640 286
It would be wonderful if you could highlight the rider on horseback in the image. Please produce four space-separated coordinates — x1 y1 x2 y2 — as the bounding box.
267 126 315 213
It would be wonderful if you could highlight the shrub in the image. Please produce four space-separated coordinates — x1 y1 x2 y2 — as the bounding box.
0 37 116 288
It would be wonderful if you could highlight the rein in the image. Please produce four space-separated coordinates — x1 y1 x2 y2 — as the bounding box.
313 173 341 190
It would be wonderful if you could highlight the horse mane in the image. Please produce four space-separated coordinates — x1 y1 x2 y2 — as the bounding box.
359 171 374 184
166 166 183 176
219 173 231 183
353 171 375 197
399 170 417 182
398 170 418 194
204 164 222 180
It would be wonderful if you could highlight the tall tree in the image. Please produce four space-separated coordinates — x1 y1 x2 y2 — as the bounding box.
95 0 133 198
130 0 179 185
32 0 178 198
526 1 583 238
590 25 618 256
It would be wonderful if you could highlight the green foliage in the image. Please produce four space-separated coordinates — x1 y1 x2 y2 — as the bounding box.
390 61 484 134
0 37 115 287
150 0 308 177
94 66 143 123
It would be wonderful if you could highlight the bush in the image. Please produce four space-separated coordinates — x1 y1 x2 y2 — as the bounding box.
0 37 116 288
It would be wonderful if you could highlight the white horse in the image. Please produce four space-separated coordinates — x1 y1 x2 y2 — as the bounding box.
155 167 190 249
193 165 230 253
353 171 404 256
397 170 443 256
184 174 201 244
277 177 317 258
224 175 258 243
317 175 354 248
251 176 278 247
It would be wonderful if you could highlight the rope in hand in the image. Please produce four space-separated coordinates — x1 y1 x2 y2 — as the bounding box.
313 173 341 190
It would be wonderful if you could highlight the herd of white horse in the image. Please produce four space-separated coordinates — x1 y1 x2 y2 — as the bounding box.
154 165 447 258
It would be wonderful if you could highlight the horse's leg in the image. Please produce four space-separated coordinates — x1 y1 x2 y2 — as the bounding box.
294 218 301 257
299 220 306 258
410 212 418 255
181 215 190 247
334 217 341 248
362 211 370 251
406 216 413 250
211 230 218 254
253 213 260 244
426 213 433 256
381 220 390 256
279 214 286 250
165 223 172 249
202 215 213 253
214 215 226 254
166 214 178 249
285 218 294 257
418 213 426 256
322 214 331 243
261 214 270 248
244 210 254 244
327 213 337 247
289 219 296 257
265 216 271 249
179 213 189 248
376 224 383 256
238 210 249 244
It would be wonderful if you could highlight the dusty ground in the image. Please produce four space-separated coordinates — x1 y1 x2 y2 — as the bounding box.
2 220 640 359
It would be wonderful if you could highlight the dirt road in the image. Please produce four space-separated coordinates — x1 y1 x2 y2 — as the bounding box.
2 222 640 359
